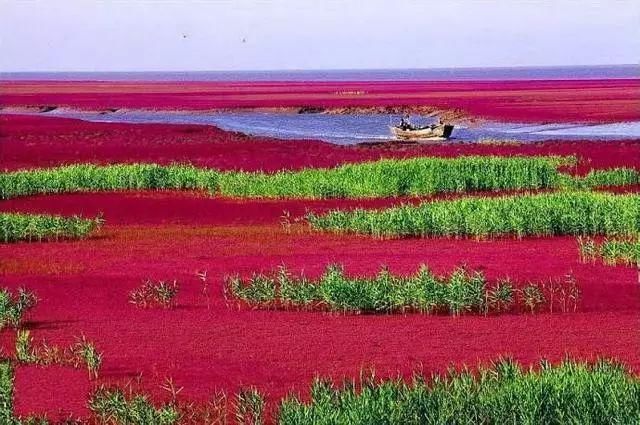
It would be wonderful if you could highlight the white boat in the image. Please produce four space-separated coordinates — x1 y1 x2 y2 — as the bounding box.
390 123 454 142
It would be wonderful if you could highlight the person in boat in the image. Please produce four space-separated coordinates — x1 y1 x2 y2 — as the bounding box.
399 114 413 130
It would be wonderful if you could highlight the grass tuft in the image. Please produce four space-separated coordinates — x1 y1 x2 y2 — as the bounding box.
227 264 579 315
0 213 103 243
0 288 37 330
308 191 640 238
578 236 640 267
89 387 180 425
278 358 640 424
129 280 179 309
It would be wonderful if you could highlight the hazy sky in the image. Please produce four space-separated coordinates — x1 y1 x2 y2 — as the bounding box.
1 0 638 72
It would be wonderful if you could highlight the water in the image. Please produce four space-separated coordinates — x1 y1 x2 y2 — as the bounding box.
38 110 640 145
1 65 638 81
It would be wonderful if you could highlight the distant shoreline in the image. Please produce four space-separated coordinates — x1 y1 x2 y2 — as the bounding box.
1 64 638 82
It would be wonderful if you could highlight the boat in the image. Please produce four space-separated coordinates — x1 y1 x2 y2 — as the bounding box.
390 122 454 142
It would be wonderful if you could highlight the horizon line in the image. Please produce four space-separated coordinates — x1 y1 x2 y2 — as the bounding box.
1 63 638 75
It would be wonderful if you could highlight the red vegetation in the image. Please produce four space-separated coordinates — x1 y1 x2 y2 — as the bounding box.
0 85 639 419
1 192 640 418
12 365 90 421
2 79 640 122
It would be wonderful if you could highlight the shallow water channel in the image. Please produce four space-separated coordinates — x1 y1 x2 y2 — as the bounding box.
22 110 640 144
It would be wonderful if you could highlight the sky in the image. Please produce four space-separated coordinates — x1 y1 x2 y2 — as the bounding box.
0 0 638 72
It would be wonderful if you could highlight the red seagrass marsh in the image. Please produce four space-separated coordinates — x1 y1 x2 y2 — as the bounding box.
1 78 640 422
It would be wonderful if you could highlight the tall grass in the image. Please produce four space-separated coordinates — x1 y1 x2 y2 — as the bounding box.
7 356 640 424
89 387 180 425
227 264 579 315
3 158 638 201
278 358 640 424
308 192 640 238
578 236 640 267
129 280 179 309
0 362 14 424
89 386 264 425
0 288 37 330
0 163 219 199
575 167 640 189
217 156 571 198
0 213 103 243
0 156 580 200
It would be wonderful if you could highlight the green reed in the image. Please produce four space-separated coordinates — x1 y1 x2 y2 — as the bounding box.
0 213 103 243
217 155 572 198
278 358 640 424
3 157 638 201
227 264 578 315
308 191 640 238
0 163 219 199
0 288 37 330
578 236 640 267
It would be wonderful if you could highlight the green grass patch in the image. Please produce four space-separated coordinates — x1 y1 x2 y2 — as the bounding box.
0 213 103 243
217 156 572 198
89 387 180 425
0 156 585 200
573 167 640 189
0 288 37 330
89 386 264 425
129 280 179 309
578 236 640 267
3 158 638 201
0 362 14 424
227 264 579 315
308 191 640 238
279 358 640 424
0 163 219 200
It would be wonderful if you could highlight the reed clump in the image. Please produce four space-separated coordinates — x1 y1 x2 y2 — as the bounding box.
308 192 640 238
0 288 37 330
3 158 638 201
89 387 180 425
572 167 640 189
1 156 576 200
0 163 219 199
217 156 571 199
129 280 179 309
226 264 579 315
578 236 640 267
278 358 640 424
5 357 638 424
0 213 103 243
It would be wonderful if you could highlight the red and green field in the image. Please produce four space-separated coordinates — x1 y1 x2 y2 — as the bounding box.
1 80 640 423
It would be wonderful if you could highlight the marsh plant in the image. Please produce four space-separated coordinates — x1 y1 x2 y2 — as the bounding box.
6 357 639 424
0 213 103 243
0 163 219 200
196 270 210 310
235 388 265 425
89 387 180 425
4 158 640 202
308 192 640 238
0 288 37 329
278 358 640 424
218 155 573 198
129 280 179 309
227 264 579 316
15 330 36 363
14 332 103 379
70 336 103 379
578 236 640 267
